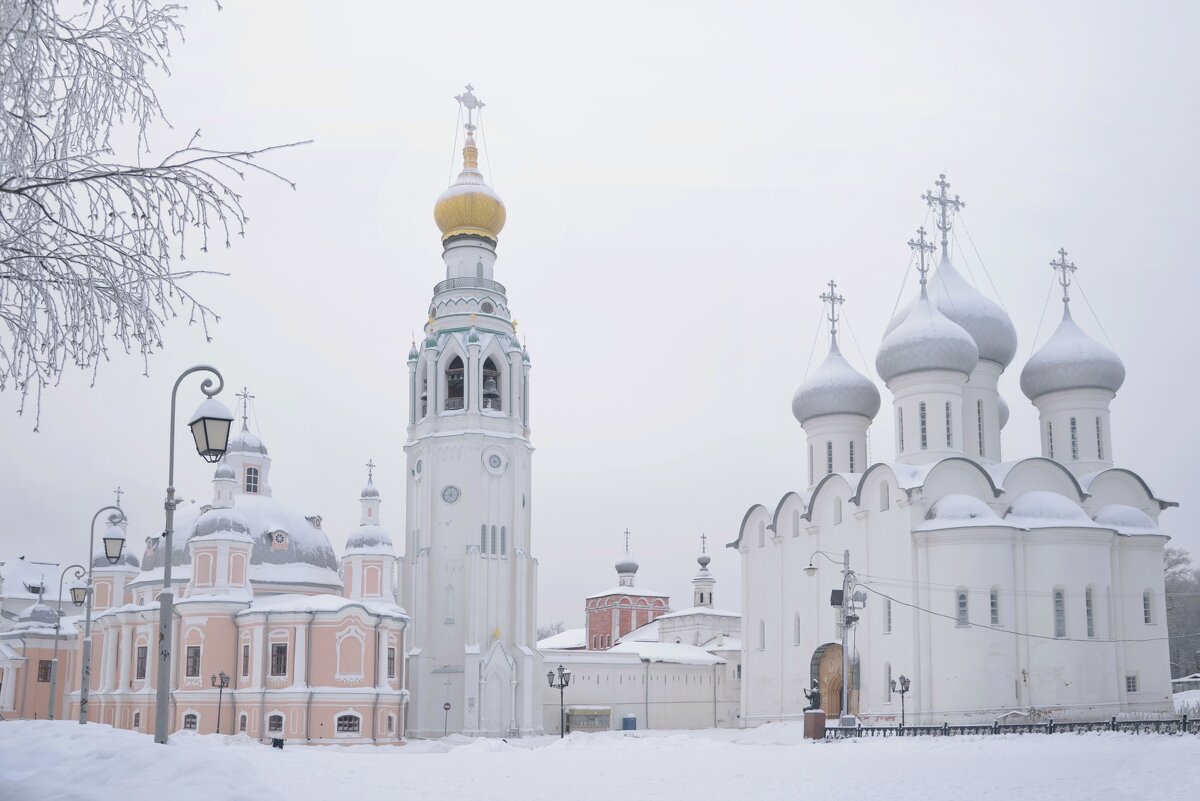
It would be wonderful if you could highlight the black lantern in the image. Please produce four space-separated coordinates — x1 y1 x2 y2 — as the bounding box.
68 581 89 607
102 524 126 565
188 398 235 463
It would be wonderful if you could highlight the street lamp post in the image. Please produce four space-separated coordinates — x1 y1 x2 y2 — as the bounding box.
804 549 857 724
893 674 911 728
48 564 88 719
547 664 571 738
154 366 235 745
211 671 230 734
79 505 127 725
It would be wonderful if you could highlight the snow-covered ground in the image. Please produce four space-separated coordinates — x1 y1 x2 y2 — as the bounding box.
2 720 1199 801
1176 689 1200 716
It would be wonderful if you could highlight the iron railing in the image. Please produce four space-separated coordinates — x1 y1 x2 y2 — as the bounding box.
826 716 1199 739
434 277 506 295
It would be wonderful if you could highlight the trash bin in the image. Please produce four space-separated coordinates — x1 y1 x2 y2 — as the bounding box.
622 714 637 731
271 738 285 749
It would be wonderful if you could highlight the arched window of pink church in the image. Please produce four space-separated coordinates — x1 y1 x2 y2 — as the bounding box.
245 466 259 494
338 632 364 678
364 565 381 596
230 553 246 586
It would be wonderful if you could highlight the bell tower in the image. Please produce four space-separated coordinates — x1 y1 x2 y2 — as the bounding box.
403 85 542 738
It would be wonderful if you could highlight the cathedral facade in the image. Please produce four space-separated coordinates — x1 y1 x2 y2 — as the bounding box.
401 87 543 737
734 178 1175 726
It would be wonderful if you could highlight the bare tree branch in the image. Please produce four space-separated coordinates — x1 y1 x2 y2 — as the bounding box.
0 0 306 427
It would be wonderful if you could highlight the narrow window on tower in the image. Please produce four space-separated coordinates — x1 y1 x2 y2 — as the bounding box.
420 376 428 418
1070 417 1079 460
919 402 928 450
244 466 259 494
490 525 497 555
990 588 1000 626
884 599 892 634
945 401 953 448
1085 587 1096 638
849 441 855 473
480 525 487 553
1047 421 1054 459
500 526 507 556
977 399 985 456
445 355 465 411
1096 416 1104 460
825 441 833 475
482 357 503 411
898 408 905 451
956 589 968 626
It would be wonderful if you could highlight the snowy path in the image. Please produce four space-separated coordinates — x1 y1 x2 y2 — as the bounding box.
2 721 1198 801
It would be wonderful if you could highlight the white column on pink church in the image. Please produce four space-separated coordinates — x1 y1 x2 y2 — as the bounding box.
291 624 306 689
117 622 133 690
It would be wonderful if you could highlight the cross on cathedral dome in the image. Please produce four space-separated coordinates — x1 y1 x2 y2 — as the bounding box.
433 85 506 243
792 280 881 425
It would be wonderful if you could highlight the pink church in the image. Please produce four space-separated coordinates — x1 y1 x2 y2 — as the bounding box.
1 415 409 744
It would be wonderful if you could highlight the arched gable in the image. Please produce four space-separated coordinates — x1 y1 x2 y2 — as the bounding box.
1081 468 1173 514
851 462 902 508
730 503 770 550
920 458 1001 503
804 473 857 522
771 492 807 537
992 457 1085 504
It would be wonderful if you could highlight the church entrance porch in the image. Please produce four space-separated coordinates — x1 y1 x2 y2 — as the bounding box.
810 643 858 718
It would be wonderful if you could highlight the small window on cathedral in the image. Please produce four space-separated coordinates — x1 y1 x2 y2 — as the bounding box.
500 526 507 556
945 401 953 448
919 402 928 450
849 441 855 473
1069 416 1079 460
133 711 141 727
268 714 283 733
183 714 198 730
480 525 487 553
977 399 985 456
825 441 833 475
1143 591 1154 624
1125 674 1139 693
245 466 259 494
956 589 968 626
897 408 905 452
1047 420 1055 459
1053 589 1067 637
1096 417 1104 460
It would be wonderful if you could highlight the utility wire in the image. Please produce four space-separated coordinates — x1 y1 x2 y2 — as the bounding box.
840 309 876 382
801 314 824 381
447 104 462 184
478 106 495 188
957 213 1010 313
1028 275 1056 357
1073 275 1116 349
860 583 1200 644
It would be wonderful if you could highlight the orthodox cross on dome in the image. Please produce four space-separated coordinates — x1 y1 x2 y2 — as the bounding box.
908 226 936 288
819 279 845 342
235 386 255 426
623 528 632 553
1050 247 1077 305
455 84 485 134
365 458 376 481
700 532 708 554
113 485 124 507
921 174 965 258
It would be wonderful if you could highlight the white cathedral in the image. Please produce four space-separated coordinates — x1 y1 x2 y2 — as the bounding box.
734 178 1175 726
401 86 543 737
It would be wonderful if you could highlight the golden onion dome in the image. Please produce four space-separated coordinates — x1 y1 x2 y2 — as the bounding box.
433 133 506 242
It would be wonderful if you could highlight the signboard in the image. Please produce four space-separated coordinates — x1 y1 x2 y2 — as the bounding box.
443 702 452 711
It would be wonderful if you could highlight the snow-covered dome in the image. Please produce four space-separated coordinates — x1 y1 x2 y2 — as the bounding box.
360 479 380 500
1020 306 1125 401
18 601 58 627
1093 504 1159 534
138 494 341 591
998 395 1010 430
214 461 236 481
884 256 1018 369
192 507 253 540
615 553 639 575
226 421 268 456
1005 491 1093 526
792 340 881 425
345 525 394 553
924 494 1000 524
876 290 979 382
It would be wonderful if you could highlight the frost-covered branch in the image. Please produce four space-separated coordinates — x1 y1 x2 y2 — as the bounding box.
0 0 306 426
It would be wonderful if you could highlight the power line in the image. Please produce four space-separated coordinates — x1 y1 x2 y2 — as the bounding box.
860 583 1200 644
1027 275 1056 357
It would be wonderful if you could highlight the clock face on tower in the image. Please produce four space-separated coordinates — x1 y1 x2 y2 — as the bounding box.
488 455 502 468
441 485 461 504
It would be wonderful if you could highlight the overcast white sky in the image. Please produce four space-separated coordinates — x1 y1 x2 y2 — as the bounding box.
2 1 1197 629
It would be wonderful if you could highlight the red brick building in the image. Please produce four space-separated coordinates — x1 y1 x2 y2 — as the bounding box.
584 534 669 650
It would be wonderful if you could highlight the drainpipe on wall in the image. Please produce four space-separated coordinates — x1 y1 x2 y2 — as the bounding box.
643 658 650 730
305 611 316 741
712 663 718 728
230 612 240 735
259 611 272 743
371 615 382 742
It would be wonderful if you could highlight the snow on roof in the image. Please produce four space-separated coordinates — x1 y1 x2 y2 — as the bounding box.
915 494 1003 531
618 619 661 643
606 640 725 665
1005 491 1107 530
0 558 62 601
1172 673 1200 682
1092 504 1160 535
658 606 740 621
585 586 669 600
537 627 586 650
702 636 742 652
236 593 407 619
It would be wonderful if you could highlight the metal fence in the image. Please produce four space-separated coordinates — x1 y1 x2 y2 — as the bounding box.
826 716 1200 739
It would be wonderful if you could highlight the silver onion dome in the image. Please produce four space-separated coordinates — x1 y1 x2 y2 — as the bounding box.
876 290 979 383
792 339 881 425
1020 305 1124 401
